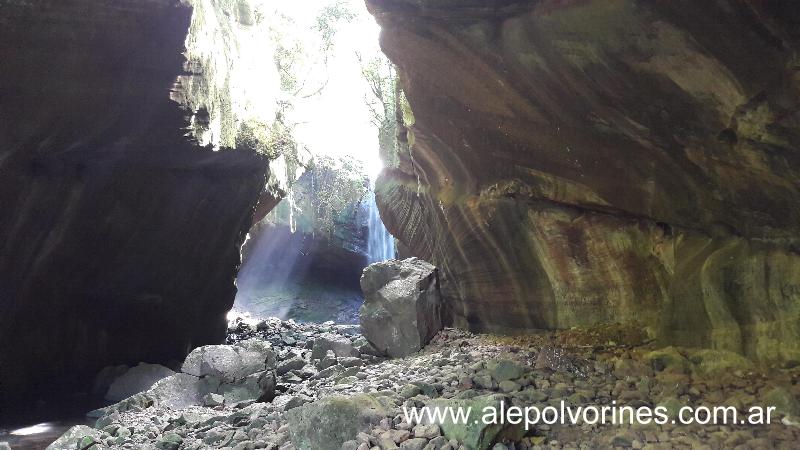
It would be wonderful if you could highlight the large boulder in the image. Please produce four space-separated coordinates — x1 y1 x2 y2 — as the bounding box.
105 363 175 402
360 258 443 358
218 370 277 404
46 425 102 450
311 333 356 360
418 395 526 450
146 369 276 410
102 339 279 410
177 339 277 405
181 339 276 383
285 394 394 450
91 365 130 397
148 373 221 410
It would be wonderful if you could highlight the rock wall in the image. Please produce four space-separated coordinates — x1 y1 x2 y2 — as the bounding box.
0 0 270 404
368 0 800 363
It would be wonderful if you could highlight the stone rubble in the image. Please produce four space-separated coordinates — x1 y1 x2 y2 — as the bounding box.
47 320 800 450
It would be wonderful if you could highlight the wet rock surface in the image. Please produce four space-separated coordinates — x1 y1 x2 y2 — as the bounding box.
46 320 800 450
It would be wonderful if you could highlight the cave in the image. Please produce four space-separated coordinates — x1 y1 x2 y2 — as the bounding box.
1 0 800 449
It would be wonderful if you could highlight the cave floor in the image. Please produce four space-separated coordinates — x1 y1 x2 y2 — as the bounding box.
45 321 800 450
233 280 363 325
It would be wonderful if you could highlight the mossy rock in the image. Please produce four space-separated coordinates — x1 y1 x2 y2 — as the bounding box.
486 359 525 382
46 425 102 450
657 397 687 419
285 394 393 450
686 349 753 376
422 394 526 450
761 387 800 417
644 346 690 374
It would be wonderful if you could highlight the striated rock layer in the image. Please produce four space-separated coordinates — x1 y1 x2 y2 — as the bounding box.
368 0 800 363
0 0 269 404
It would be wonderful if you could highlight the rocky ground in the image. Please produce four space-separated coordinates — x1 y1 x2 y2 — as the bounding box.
232 281 364 325
42 318 800 450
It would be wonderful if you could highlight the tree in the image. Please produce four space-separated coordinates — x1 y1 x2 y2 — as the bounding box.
357 52 400 169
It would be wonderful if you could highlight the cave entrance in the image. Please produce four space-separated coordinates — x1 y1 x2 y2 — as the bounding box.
233 168 395 324
206 0 398 324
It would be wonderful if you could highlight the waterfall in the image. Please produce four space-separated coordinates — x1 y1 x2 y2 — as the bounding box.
366 184 395 263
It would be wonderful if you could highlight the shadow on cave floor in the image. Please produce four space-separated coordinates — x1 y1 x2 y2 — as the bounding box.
233 278 363 325
0 396 104 449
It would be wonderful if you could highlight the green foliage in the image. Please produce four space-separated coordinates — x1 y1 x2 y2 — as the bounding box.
240 0 357 201
357 53 400 169
265 155 369 238
271 20 303 94
315 0 356 55
268 0 355 99
306 155 368 236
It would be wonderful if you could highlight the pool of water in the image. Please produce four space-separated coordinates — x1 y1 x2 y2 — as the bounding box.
0 394 107 450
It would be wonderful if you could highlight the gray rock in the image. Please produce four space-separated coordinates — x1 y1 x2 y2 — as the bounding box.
285 394 313 410
94 410 121 429
317 351 339 370
358 342 383 357
473 375 494 390
419 395 525 450
46 425 102 450
382 429 410 444
315 366 342 379
401 439 429 450
312 334 356 360
156 432 184 450
286 394 394 450
277 357 307 375
498 380 520 393
379 437 399 449
148 373 220 409
182 339 276 383
218 370 277 404
486 360 524 382
401 384 423 399
342 441 360 450
340 357 364 368
413 424 441 439
203 392 225 407
360 258 443 358
91 364 130 397
423 436 447 450
105 363 176 401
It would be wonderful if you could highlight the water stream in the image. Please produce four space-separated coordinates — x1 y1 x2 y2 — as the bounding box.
366 185 395 263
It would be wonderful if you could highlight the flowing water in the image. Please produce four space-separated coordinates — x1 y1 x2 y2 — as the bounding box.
366 186 395 263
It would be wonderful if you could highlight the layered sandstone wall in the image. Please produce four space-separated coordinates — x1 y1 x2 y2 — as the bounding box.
369 0 800 363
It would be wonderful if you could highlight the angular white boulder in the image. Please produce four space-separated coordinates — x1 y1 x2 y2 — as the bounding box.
105 363 175 402
181 338 276 382
311 333 355 360
46 425 101 450
360 258 443 358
